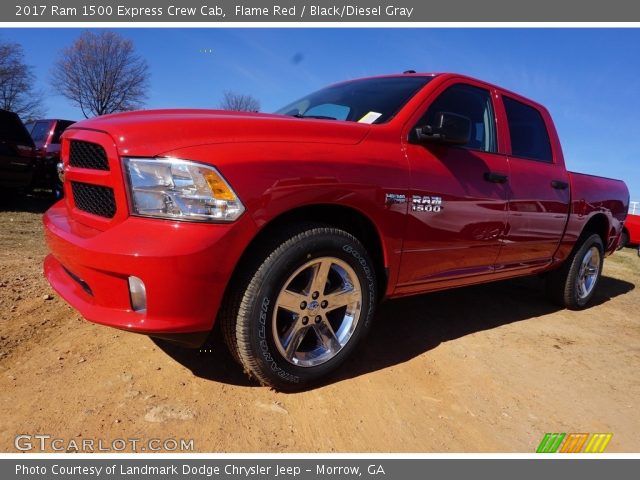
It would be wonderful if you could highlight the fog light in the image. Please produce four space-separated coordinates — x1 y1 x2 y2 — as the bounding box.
128 276 147 313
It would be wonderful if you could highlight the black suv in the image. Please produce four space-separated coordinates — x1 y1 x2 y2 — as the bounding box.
0 109 37 193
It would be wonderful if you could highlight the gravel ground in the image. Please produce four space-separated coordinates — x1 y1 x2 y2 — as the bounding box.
1 194 639 452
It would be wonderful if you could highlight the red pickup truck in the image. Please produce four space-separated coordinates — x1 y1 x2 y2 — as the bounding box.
43 73 629 390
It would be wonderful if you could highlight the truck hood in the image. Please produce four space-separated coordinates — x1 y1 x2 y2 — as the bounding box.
66 109 371 157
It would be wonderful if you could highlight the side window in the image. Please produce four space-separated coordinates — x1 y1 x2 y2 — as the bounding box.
503 97 553 162
417 84 497 152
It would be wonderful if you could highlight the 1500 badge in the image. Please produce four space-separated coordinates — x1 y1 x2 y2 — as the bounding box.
412 195 443 212
384 193 443 212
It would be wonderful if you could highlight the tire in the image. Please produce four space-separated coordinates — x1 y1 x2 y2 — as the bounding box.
617 230 628 250
221 226 377 391
546 233 604 310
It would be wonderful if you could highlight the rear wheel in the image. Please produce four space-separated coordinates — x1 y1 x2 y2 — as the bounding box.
546 233 604 310
221 226 377 391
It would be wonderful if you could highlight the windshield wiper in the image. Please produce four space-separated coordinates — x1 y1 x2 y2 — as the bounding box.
291 114 337 120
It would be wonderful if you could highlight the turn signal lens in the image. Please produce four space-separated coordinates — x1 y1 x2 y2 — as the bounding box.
204 171 237 201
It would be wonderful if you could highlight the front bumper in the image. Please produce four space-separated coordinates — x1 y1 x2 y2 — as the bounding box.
43 201 256 347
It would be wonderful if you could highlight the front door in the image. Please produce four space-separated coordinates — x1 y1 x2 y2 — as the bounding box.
397 82 509 291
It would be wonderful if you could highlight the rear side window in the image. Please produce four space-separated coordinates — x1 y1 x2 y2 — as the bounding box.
503 97 553 162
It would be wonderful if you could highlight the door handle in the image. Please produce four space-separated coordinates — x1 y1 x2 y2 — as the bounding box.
551 180 569 190
484 172 508 184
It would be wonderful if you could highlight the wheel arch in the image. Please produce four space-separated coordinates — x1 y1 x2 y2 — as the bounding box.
229 203 389 301
581 213 610 248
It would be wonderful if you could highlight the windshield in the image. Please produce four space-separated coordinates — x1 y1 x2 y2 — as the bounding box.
275 76 433 124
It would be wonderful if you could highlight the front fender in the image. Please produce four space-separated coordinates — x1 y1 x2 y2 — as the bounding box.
165 141 411 294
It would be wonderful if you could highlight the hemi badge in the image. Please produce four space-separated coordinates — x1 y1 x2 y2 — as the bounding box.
385 193 406 205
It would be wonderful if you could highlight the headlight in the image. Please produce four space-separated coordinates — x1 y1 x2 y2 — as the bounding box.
123 157 244 222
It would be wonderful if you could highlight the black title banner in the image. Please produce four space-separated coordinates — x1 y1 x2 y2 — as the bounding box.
4 0 640 22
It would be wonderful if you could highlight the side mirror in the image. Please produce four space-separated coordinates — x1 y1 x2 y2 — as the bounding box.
415 111 471 145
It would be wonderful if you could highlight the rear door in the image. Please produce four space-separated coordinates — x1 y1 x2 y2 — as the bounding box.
396 80 509 291
495 95 570 268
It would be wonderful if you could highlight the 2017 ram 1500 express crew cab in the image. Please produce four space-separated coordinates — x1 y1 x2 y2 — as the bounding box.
43 73 630 390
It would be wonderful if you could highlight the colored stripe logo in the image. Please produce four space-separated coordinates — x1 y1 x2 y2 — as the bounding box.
536 433 612 453
584 433 614 453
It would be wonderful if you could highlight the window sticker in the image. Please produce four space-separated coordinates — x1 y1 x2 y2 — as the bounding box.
358 111 383 124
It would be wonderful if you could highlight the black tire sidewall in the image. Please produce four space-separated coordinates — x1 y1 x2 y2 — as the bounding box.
242 229 376 389
618 230 628 250
568 234 604 308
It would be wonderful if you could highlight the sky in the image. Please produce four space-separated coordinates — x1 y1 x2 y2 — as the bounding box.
2 28 639 204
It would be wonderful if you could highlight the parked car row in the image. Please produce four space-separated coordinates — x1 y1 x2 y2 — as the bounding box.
0 109 74 198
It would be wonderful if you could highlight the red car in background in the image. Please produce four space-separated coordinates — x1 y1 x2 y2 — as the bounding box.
24 118 75 198
619 213 640 251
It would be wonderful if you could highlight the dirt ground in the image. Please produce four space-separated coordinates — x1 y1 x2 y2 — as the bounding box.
1 194 639 453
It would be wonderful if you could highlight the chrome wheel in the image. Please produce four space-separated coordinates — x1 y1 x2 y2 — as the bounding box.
577 246 600 299
272 257 362 367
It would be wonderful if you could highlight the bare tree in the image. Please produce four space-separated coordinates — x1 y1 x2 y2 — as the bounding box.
220 91 260 112
0 41 46 120
51 31 149 118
